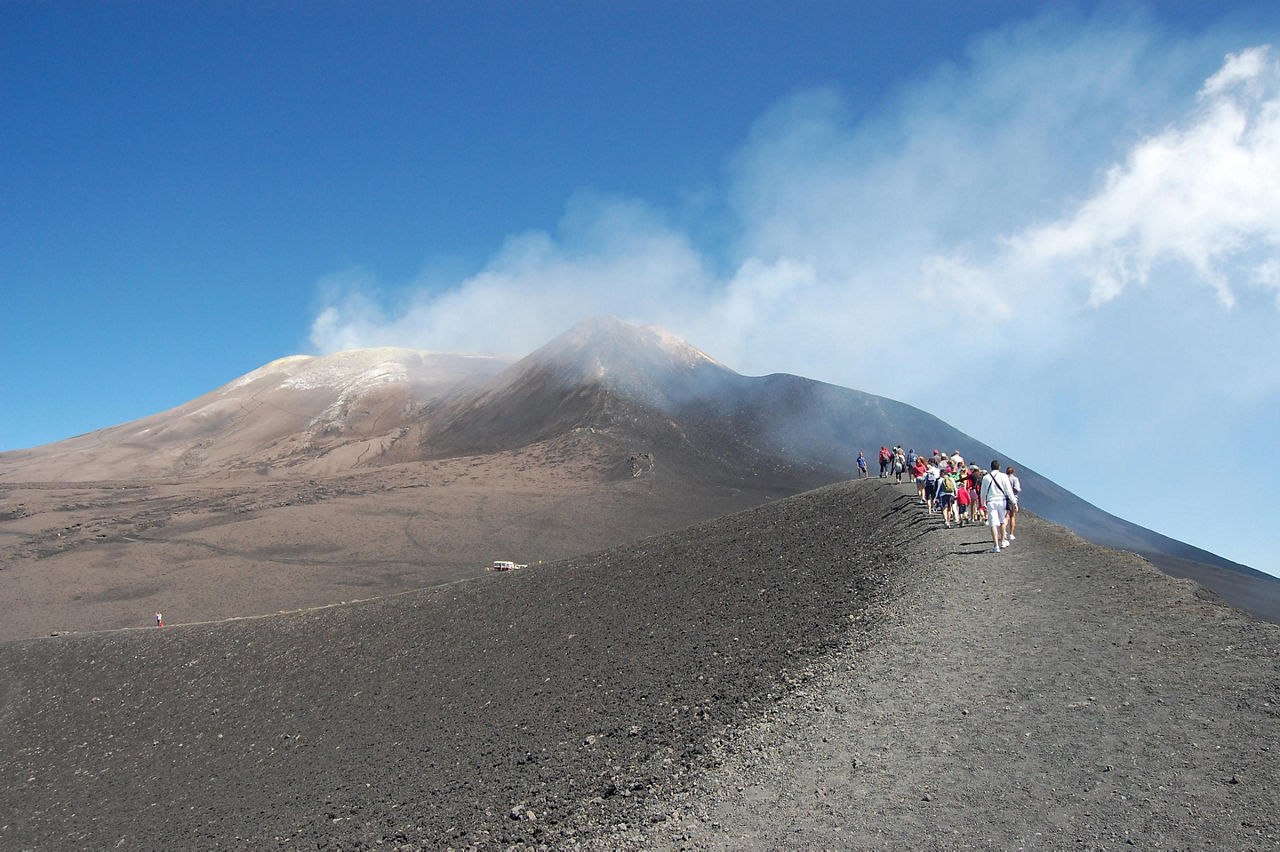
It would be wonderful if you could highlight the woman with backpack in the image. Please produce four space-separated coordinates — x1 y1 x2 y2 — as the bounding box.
924 460 940 513
938 465 960 527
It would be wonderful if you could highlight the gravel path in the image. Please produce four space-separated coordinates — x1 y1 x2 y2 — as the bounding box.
642 491 1280 850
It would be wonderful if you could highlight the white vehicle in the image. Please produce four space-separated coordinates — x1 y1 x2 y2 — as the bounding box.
490 560 527 571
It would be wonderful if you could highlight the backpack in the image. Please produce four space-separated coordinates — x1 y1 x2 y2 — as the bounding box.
941 475 956 494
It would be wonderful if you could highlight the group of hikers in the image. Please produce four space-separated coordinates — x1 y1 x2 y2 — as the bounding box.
857 446 1021 553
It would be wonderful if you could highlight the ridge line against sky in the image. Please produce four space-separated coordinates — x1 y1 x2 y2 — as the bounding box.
3 2 1278 578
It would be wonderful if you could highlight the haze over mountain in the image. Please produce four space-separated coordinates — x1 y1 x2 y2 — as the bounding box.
0 317 1275 635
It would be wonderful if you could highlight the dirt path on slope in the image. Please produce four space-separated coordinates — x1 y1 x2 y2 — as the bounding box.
634 499 1280 849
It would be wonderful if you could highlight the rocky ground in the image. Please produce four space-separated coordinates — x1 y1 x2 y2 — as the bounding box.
0 436 780 642
1 479 1277 849
633 499 1280 850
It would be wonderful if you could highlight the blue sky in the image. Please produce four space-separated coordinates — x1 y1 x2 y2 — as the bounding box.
3 2 1279 578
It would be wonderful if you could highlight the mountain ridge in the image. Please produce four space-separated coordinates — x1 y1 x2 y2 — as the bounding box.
0 316 1274 624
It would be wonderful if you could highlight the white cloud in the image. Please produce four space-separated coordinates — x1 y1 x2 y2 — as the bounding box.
918 255 1012 322
1254 258 1280 307
306 14 1280 575
1010 45 1280 309
1202 44 1273 97
309 192 717 357
310 21 1280 374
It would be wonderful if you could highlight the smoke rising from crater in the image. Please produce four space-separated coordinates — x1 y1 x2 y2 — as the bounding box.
311 24 1280 380
308 13 1280 576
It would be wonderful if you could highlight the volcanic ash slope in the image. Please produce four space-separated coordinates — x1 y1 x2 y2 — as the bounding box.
0 480 911 850
3 480 1278 850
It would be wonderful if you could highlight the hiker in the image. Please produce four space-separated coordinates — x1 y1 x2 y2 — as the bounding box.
980 460 1018 552
1006 466 1022 540
955 474 971 525
966 466 984 524
155 612 163 627
913 455 928 503
879 446 891 477
938 465 960 527
924 460 940 513
856 452 868 478
893 448 906 482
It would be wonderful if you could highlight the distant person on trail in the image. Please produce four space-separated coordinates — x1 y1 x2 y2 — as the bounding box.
893 448 906 482
155 612 163 627
857 452 868 478
980 460 1018 552
1006 466 1022 540
913 455 927 503
879 447 891 477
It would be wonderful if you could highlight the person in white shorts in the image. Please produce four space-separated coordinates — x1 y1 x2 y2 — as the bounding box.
979 460 1017 553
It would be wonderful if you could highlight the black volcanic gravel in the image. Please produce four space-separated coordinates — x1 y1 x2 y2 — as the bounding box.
0 481 921 849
